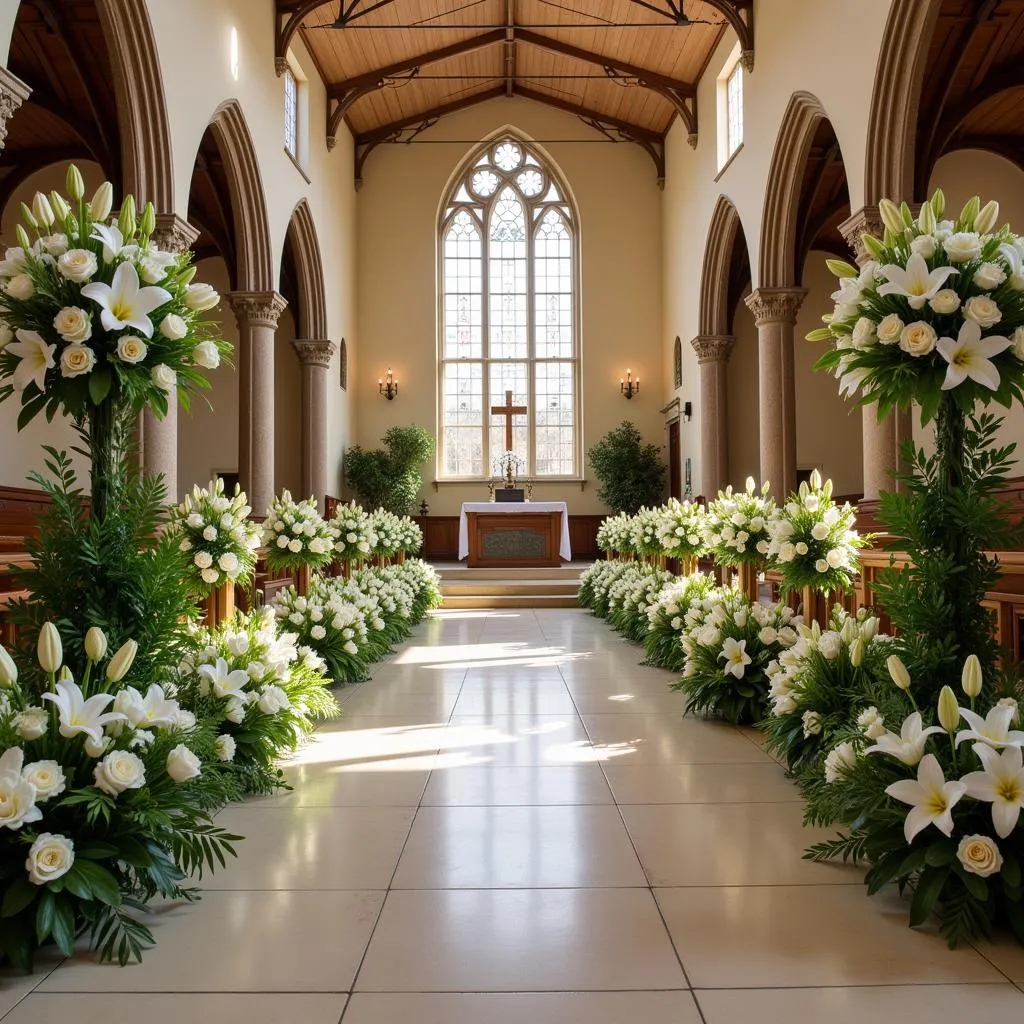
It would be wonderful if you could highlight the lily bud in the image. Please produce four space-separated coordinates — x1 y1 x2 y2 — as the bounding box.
848 637 864 667
937 685 960 733
959 195 980 230
840 617 859 645
899 201 914 227
975 200 999 234
38 622 63 674
84 626 108 663
798 480 809 499
806 326 833 342
861 233 887 260
887 654 911 691
15 225 31 251
106 638 139 683
961 654 983 698
745 476 756 494
0 644 17 688
32 192 55 228
930 188 945 218
809 468 822 491
917 201 936 234
180 264 198 285
66 164 86 201
825 258 859 279
140 201 156 238
118 195 137 238
57 665 73 683
878 198 904 235
860 615 879 641
90 181 114 223
20 202 38 230
49 191 71 222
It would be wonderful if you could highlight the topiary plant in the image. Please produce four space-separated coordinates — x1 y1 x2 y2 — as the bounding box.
587 421 666 514
344 426 436 515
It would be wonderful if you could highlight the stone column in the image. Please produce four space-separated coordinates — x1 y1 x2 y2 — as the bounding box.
744 287 806 497
139 215 200 502
690 334 734 497
228 291 287 515
292 339 335 511
839 206 907 500
0 67 31 151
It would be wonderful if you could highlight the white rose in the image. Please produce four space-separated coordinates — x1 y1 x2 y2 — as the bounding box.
758 627 777 645
826 548 844 568
851 317 876 350
201 567 219 584
25 833 74 886
57 249 98 282
818 631 842 660
795 542 809 555
202 525 217 541
155 313 187 341
93 750 146 796
963 295 1002 329
276 535 289 548
910 234 936 258
40 233 68 256
815 558 829 573
14 708 48 741
166 744 201 783
117 335 148 364
957 835 1003 878
928 289 961 315
6 274 34 301
193 551 213 569
215 734 236 762
288 538 302 552
184 283 220 311
192 340 220 369
151 363 176 392
218 551 239 574
225 697 245 724
802 711 823 737
258 685 290 715
973 262 1006 290
53 306 92 344
60 344 96 378
899 321 937 357
21 760 65 801
876 313 904 345
943 231 981 262
186 512 203 528
311 624 326 640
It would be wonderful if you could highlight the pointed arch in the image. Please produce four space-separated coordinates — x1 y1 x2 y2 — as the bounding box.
206 100 273 292
285 198 328 340
699 195 747 336
95 0 173 211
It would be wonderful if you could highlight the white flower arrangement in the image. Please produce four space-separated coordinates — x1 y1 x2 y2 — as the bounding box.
262 490 336 572
369 508 404 559
644 572 718 671
605 562 675 642
330 500 376 565
596 512 636 557
167 477 261 594
656 499 709 562
630 506 666 558
765 470 866 595
705 478 776 567
395 515 423 555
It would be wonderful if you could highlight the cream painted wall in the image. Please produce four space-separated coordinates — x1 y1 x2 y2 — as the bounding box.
354 96 664 516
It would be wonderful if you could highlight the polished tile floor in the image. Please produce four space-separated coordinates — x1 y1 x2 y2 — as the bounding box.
4 608 1024 1023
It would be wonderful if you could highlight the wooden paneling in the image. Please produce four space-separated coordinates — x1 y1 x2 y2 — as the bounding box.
569 514 602 561
414 515 460 560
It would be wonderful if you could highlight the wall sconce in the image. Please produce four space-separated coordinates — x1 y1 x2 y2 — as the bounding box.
683 401 692 422
620 368 639 399
378 367 398 401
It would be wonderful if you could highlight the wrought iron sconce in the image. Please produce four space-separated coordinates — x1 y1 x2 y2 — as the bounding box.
620 368 639 399
683 401 693 422
378 367 398 400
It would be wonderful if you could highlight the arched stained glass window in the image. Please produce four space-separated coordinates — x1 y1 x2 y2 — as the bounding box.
439 135 579 479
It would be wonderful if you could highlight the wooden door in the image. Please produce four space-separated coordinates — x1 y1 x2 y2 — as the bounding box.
668 419 682 500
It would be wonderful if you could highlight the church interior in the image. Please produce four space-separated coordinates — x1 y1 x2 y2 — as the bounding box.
2 1 1024 1021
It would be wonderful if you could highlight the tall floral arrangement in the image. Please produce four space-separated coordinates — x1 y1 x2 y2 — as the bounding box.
262 491 335 574
0 168 227 521
656 499 709 565
167 479 261 595
705 478 775 568
644 573 717 672
631 506 666 560
330 501 376 566
369 508 404 560
606 564 674 643
596 513 635 557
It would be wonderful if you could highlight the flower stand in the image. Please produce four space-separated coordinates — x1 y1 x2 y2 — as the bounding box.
737 563 760 602
202 580 235 628
296 565 311 597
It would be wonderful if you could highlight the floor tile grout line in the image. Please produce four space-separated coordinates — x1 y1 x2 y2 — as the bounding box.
0 956 67 1023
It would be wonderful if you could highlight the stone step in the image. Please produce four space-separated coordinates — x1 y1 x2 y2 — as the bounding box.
441 593 580 609
433 564 585 581
440 580 579 597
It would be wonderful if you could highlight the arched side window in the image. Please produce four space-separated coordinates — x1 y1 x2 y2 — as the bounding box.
339 338 348 391
439 135 579 479
673 337 682 390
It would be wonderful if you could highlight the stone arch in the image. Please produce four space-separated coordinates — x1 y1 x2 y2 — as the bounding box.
95 0 173 211
758 91 836 288
284 198 328 340
699 194 745 336
206 100 274 292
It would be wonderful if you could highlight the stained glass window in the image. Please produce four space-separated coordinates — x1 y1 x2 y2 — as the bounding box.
439 136 578 478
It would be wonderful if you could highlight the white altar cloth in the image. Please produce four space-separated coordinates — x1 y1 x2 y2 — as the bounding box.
458 502 571 561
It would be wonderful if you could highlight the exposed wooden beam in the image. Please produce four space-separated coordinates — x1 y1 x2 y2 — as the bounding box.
949 133 1024 174
275 0 335 75
505 0 515 99
703 1 755 69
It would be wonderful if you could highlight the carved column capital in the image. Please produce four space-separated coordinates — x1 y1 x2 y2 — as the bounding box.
152 214 200 254
740 49 755 73
0 67 31 151
228 291 288 329
690 334 734 364
744 287 807 327
292 338 335 369
839 206 885 266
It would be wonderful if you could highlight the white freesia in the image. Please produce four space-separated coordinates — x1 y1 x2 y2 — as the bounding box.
936 319 1011 392
25 833 74 886
7 329 56 392
41 679 126 746
89 222 129 263
824 742 857 784
885 753 966 843
80 261 171 338
878 252 958 309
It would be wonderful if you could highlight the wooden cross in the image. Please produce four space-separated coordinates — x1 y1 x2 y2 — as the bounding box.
491 389 527 450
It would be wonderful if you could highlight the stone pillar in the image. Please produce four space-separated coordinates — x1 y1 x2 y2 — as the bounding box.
744 288 806 497
0 67 31 151
691 334 734 497
140 215 200 502
228 291 287 515
292 339 335 511
839 206 904 501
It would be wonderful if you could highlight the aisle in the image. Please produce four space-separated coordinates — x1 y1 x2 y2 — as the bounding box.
4 609 1024 1023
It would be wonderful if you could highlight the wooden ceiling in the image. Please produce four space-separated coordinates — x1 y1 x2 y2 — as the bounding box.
916 0 1024 195
279 0 754 177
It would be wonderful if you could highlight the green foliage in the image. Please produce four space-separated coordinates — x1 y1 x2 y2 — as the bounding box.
344 426 436 515
587 421 665 514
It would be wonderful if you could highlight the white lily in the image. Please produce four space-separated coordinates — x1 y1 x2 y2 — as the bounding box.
136 684 181 729
878 252 958 310
886 753 966 844
0 747 42 831
719 636 752 679
955 704 1024 749
80 261 170 338
198 657 250 699
6 329 55 392
998 242 1024 290
89 223 129 264
962 744 1024 838
41 679 127 747
865 711 944 766
936 319 1011 392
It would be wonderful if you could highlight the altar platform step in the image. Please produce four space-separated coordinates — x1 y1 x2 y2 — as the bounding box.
436 565 582 608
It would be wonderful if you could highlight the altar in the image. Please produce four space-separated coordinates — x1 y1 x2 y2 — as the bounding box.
459 502 571 568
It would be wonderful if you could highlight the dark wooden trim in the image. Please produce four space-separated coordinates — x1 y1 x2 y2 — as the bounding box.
466 510 562 567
